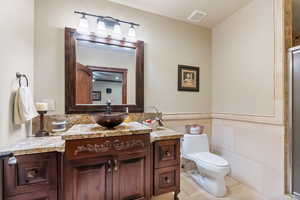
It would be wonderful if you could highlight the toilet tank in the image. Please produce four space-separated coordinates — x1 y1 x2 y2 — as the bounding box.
182 134 209 156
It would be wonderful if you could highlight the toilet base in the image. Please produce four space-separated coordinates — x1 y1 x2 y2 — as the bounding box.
189 171 227 198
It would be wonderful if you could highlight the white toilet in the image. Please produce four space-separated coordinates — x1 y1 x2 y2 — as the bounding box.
182 134 230 197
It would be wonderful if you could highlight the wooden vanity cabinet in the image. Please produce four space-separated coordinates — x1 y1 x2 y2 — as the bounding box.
152 139 181 200
3 152 58 200
63 134 151 200
2 136 182 200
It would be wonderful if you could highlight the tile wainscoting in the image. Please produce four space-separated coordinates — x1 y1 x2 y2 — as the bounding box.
211 118 285 200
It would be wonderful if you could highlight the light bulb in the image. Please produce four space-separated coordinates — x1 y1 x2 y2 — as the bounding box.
77 15 89 34
127 24 137 42
113 22 122 39
128 25 136 38
96 18 107 38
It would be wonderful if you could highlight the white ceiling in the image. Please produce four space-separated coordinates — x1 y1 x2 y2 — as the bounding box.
108 0 252 28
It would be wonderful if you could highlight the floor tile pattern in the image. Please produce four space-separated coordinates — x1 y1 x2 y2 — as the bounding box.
152 172 265 200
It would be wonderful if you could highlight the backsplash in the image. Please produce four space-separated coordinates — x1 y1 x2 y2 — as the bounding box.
32 113 160 135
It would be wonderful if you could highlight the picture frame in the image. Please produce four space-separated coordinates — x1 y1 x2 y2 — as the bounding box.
92 91 101 101
178 65 200 92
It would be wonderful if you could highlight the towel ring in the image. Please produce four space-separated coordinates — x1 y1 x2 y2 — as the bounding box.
16 72 29 87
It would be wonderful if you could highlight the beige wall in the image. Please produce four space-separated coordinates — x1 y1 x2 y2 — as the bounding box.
0 0 34 148
212 0 275 116
34 0 212 115
211 0 285 199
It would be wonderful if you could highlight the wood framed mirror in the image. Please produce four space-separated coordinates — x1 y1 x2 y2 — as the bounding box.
65 27 144 113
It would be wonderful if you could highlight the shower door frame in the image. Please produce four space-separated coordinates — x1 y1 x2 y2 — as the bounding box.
288 46 300 199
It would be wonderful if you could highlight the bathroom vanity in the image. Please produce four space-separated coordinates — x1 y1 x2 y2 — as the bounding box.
1 123 183 200
0 26 184 200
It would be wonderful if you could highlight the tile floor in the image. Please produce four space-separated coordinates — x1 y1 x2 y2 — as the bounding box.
152 172 265 200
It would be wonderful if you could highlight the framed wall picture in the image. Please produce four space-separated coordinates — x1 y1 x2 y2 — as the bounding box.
178 65 199 92
92 91 101 101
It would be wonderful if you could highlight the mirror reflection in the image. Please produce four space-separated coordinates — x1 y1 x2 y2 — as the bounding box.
75 40 136 105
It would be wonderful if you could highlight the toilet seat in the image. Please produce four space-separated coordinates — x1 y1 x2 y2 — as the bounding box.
192 152 228 167
185 152 229 174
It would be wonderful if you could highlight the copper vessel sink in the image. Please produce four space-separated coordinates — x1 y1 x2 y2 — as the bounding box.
92 112 128 129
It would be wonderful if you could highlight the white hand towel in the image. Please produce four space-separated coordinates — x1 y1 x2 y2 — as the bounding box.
14 87 38 125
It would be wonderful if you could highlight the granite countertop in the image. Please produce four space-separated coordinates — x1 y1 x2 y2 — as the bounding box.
61 122 152 140
0 136 65 156
150 127 184 142
0 123 184 156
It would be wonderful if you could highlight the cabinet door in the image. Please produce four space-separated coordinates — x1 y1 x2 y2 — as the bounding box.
4 153 57 200
113 152 150 200
154 139 180 169
64 156 113 200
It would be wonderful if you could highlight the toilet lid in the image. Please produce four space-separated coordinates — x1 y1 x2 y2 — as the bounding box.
193 152 229 167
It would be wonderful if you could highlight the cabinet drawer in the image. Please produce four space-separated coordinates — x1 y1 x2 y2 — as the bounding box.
65 134 150 160
154 139 180 168
4 152 57 198
154 166 180 196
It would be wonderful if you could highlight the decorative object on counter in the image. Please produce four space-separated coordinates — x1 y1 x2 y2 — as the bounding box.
35 103 49 137
14 73 38 125
185 124 204 135
178 65 200 92
36 102 48 111
52 120 67 133
143 119 159 130
92 91 101 101
142 106 164 127
92 100 128 129
75 11 139 42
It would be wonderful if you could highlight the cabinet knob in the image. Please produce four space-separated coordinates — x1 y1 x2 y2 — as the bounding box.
164 176 171 184
107 160 112 173
8 156 17 166
113 159 118 171
165 151 171 157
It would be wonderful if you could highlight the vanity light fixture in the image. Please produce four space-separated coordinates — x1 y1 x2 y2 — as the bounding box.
96 17 108 37
77 14 89 34
75 11 140 42
113 22 122 39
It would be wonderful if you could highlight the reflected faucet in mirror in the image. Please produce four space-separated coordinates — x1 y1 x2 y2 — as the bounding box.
106 99 112 114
